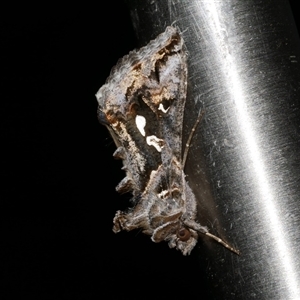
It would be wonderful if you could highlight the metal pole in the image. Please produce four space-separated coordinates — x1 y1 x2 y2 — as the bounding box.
125 0 300 298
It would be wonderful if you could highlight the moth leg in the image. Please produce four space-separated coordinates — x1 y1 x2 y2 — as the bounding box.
205 232 240 255
182 219 209 234
183 219 240 255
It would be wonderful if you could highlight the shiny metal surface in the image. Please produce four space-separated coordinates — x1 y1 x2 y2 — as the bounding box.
127 0 300 299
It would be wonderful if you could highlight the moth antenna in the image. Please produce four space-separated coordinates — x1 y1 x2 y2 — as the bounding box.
182 109 204 168
170 20 177 27
205 232 240 255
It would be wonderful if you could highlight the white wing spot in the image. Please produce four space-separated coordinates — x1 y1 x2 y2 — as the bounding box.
135 115 146 136
158 103 170 113
158 190 169 199
146 135 164 152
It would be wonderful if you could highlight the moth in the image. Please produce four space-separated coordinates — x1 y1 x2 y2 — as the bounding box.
96 26 239 255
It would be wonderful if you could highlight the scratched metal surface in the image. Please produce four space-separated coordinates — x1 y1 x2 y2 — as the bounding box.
127 0 300 299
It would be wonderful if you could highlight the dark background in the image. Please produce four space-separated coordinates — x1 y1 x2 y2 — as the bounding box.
2 2 299 299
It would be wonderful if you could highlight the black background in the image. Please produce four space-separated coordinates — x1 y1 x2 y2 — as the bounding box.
2 2 299 299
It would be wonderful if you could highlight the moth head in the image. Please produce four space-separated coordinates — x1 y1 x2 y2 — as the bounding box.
151 219 198 255
173 225 198 255
148 186 199 254
176 227 191 241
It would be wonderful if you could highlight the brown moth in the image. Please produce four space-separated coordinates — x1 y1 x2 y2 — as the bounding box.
96 26 239 255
